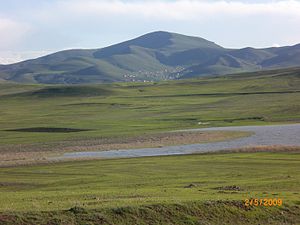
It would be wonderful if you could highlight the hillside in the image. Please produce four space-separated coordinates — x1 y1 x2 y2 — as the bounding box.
0 31 299 84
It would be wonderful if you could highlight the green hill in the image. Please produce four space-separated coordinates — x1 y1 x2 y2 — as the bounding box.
0 31 299 84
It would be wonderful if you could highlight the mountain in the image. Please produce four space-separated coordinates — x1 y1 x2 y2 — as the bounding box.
0 31 299 84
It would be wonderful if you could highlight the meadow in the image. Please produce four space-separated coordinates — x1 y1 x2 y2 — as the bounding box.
0 68 299 224
0 67 299 146
0 151 299 224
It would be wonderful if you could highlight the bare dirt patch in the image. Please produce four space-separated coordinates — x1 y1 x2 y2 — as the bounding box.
214 185 243 191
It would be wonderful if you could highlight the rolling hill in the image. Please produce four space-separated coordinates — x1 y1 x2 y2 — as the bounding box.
0 31 299 84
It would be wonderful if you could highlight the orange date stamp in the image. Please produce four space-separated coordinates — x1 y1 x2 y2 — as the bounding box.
244 198 282 207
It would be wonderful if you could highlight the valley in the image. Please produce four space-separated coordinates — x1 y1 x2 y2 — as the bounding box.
0 67 299 224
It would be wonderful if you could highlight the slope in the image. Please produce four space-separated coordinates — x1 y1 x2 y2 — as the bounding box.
0 31 299 83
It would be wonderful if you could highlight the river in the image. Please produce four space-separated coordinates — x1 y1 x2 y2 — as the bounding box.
52 124 300 160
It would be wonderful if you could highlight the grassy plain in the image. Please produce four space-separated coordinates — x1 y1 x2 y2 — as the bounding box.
0 151 299 224
0 67 299 147
0 68 300 224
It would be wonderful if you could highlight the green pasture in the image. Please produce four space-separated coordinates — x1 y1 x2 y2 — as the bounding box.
0 68 299 145
0 152 299 212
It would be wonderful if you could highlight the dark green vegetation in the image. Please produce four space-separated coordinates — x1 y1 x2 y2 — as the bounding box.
0 151 299 224
4 127 91 133
1 31 300 84
1 202 299 225
0 67 299 145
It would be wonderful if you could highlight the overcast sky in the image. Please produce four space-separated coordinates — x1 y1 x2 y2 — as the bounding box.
1 0 300 64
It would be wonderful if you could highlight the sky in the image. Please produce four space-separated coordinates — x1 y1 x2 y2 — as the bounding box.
0 0 300 64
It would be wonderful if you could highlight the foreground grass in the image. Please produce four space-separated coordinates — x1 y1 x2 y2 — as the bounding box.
0 67 299 146
1 201 299 225
0 151 299 224
0 152 299 212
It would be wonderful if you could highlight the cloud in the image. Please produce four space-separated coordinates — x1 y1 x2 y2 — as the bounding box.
1 0 300 63
0 50 50 64
59 0 300 21
44 0 300 48
0 18 31 50
272 43 281 48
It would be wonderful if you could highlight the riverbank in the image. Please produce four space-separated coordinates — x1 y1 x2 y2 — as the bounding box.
53 124 300 160
0 130 248 167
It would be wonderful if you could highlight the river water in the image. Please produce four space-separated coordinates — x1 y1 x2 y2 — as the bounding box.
52 124 300 160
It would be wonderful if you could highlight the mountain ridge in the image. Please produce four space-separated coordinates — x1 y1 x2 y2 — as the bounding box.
0 31 299 84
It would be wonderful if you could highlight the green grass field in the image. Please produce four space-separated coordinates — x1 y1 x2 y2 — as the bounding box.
0 68 300 224
0 67 299 146
1 151 299 211
0 151 299 224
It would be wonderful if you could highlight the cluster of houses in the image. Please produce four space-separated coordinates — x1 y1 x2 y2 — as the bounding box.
122 66 185 82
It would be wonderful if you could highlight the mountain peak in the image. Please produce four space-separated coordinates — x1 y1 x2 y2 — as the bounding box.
93 31 222 59
134 31 222 50
140 30 172 37
1 31 299 84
